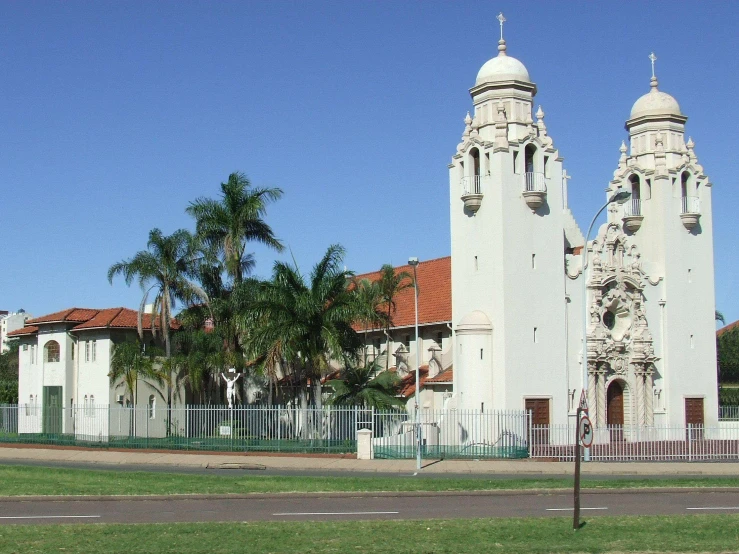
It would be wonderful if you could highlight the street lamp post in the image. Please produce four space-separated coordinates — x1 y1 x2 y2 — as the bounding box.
408 257 421 471
580 189 630 461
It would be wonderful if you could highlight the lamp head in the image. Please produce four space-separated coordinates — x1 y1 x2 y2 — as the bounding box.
609 189 631 205
408 257 419 267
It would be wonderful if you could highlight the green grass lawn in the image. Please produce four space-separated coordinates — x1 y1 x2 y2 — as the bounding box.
0 465 738 497
0 515 737 553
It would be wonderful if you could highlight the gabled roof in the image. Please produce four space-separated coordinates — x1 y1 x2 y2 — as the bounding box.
7 307 180 336
353 256 451 330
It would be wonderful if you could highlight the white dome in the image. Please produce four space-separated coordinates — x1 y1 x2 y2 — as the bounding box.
475 41 531 86
630 80 681 118
458 310 492 328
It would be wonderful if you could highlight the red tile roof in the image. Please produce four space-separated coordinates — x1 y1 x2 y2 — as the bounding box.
425 366 453 384
353 256 451 330
717 320 739 337
27 308 101 324
6 325 39 337
398 365 430 398
72 307 181 331
9 307 179 335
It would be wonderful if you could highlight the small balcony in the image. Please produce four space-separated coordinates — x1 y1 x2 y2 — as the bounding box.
461 175 483 213
622 198 643 233
680 196 700 231
523 172 547 211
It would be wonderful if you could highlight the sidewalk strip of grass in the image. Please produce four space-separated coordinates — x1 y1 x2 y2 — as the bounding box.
0 515 738 553
0 465 738 497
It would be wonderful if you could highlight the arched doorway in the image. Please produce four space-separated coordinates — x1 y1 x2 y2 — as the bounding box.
607 380 625 441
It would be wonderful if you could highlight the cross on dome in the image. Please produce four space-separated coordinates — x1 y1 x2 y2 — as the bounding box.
649 52 658 88
496 12 508 55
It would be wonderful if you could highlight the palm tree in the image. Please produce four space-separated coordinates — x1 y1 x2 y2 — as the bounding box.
108 341 167 435
108 228 208 419
186 172 284 285
716 310 726 326
245 245 361 434
172 328 230 404
327 360 403 410
377 264 414 370
350 278 388 366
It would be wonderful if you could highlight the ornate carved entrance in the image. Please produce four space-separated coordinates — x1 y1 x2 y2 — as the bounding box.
584 223 659 427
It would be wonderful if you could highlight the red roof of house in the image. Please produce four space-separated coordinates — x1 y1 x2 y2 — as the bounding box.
6 325 39 337
425 366 453 384
27 308 101 324
8 307 179 336
353 256 451 330
717 321 739 337
398 365 430 398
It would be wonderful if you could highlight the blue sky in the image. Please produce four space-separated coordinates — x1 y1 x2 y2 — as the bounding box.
2 1 738 324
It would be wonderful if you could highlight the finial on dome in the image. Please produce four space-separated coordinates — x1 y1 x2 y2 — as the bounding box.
620 140 627 154
497 12 507 55
686 136 694 150
649 52 658 89
536 105 544 120
464 111 472 125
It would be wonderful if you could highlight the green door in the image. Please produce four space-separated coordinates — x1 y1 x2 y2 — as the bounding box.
43 386 63 435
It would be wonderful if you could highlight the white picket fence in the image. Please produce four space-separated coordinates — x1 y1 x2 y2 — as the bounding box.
530 423 739 461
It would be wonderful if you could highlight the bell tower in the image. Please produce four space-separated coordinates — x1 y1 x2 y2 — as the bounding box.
449 14 571 423
600 53 718 427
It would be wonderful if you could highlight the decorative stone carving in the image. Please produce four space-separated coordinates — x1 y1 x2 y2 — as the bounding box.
585 223 659 426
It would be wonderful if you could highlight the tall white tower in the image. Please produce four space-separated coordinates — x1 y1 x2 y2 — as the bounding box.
585 54 718 428
450 16 572 424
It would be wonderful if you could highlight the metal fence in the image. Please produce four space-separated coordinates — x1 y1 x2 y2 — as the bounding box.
372 409 530 459
719 406 739 421
3 402 739 461
0 404 368 454
530 423 739 462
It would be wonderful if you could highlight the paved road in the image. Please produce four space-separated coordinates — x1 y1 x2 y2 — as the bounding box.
0 490 737 524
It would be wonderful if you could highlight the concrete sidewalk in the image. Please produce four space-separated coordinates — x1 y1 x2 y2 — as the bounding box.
0 445 737 475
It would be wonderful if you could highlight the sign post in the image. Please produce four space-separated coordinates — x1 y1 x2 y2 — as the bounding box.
573 407 582 531
573 394 592 531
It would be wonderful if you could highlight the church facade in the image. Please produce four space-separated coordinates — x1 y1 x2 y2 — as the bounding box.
361 26 718 430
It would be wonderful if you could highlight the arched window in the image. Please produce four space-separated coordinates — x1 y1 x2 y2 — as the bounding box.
469 148 481 194
44 341 60 363
681 171 689 199
627 175 641 216
524 144 537 174
148 395 156 419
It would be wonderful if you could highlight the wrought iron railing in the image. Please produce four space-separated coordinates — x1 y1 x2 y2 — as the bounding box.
525 172 546 192
624 198 642 217
681 196 700 215
461 175 482 195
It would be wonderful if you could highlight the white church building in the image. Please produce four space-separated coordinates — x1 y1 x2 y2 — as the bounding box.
360 24 718 431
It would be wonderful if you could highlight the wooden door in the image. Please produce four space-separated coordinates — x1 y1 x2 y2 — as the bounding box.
525 399 550 445
685 398 704 440
607 381 624 441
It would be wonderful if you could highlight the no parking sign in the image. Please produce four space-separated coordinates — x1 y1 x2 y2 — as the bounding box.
579 415 593 448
